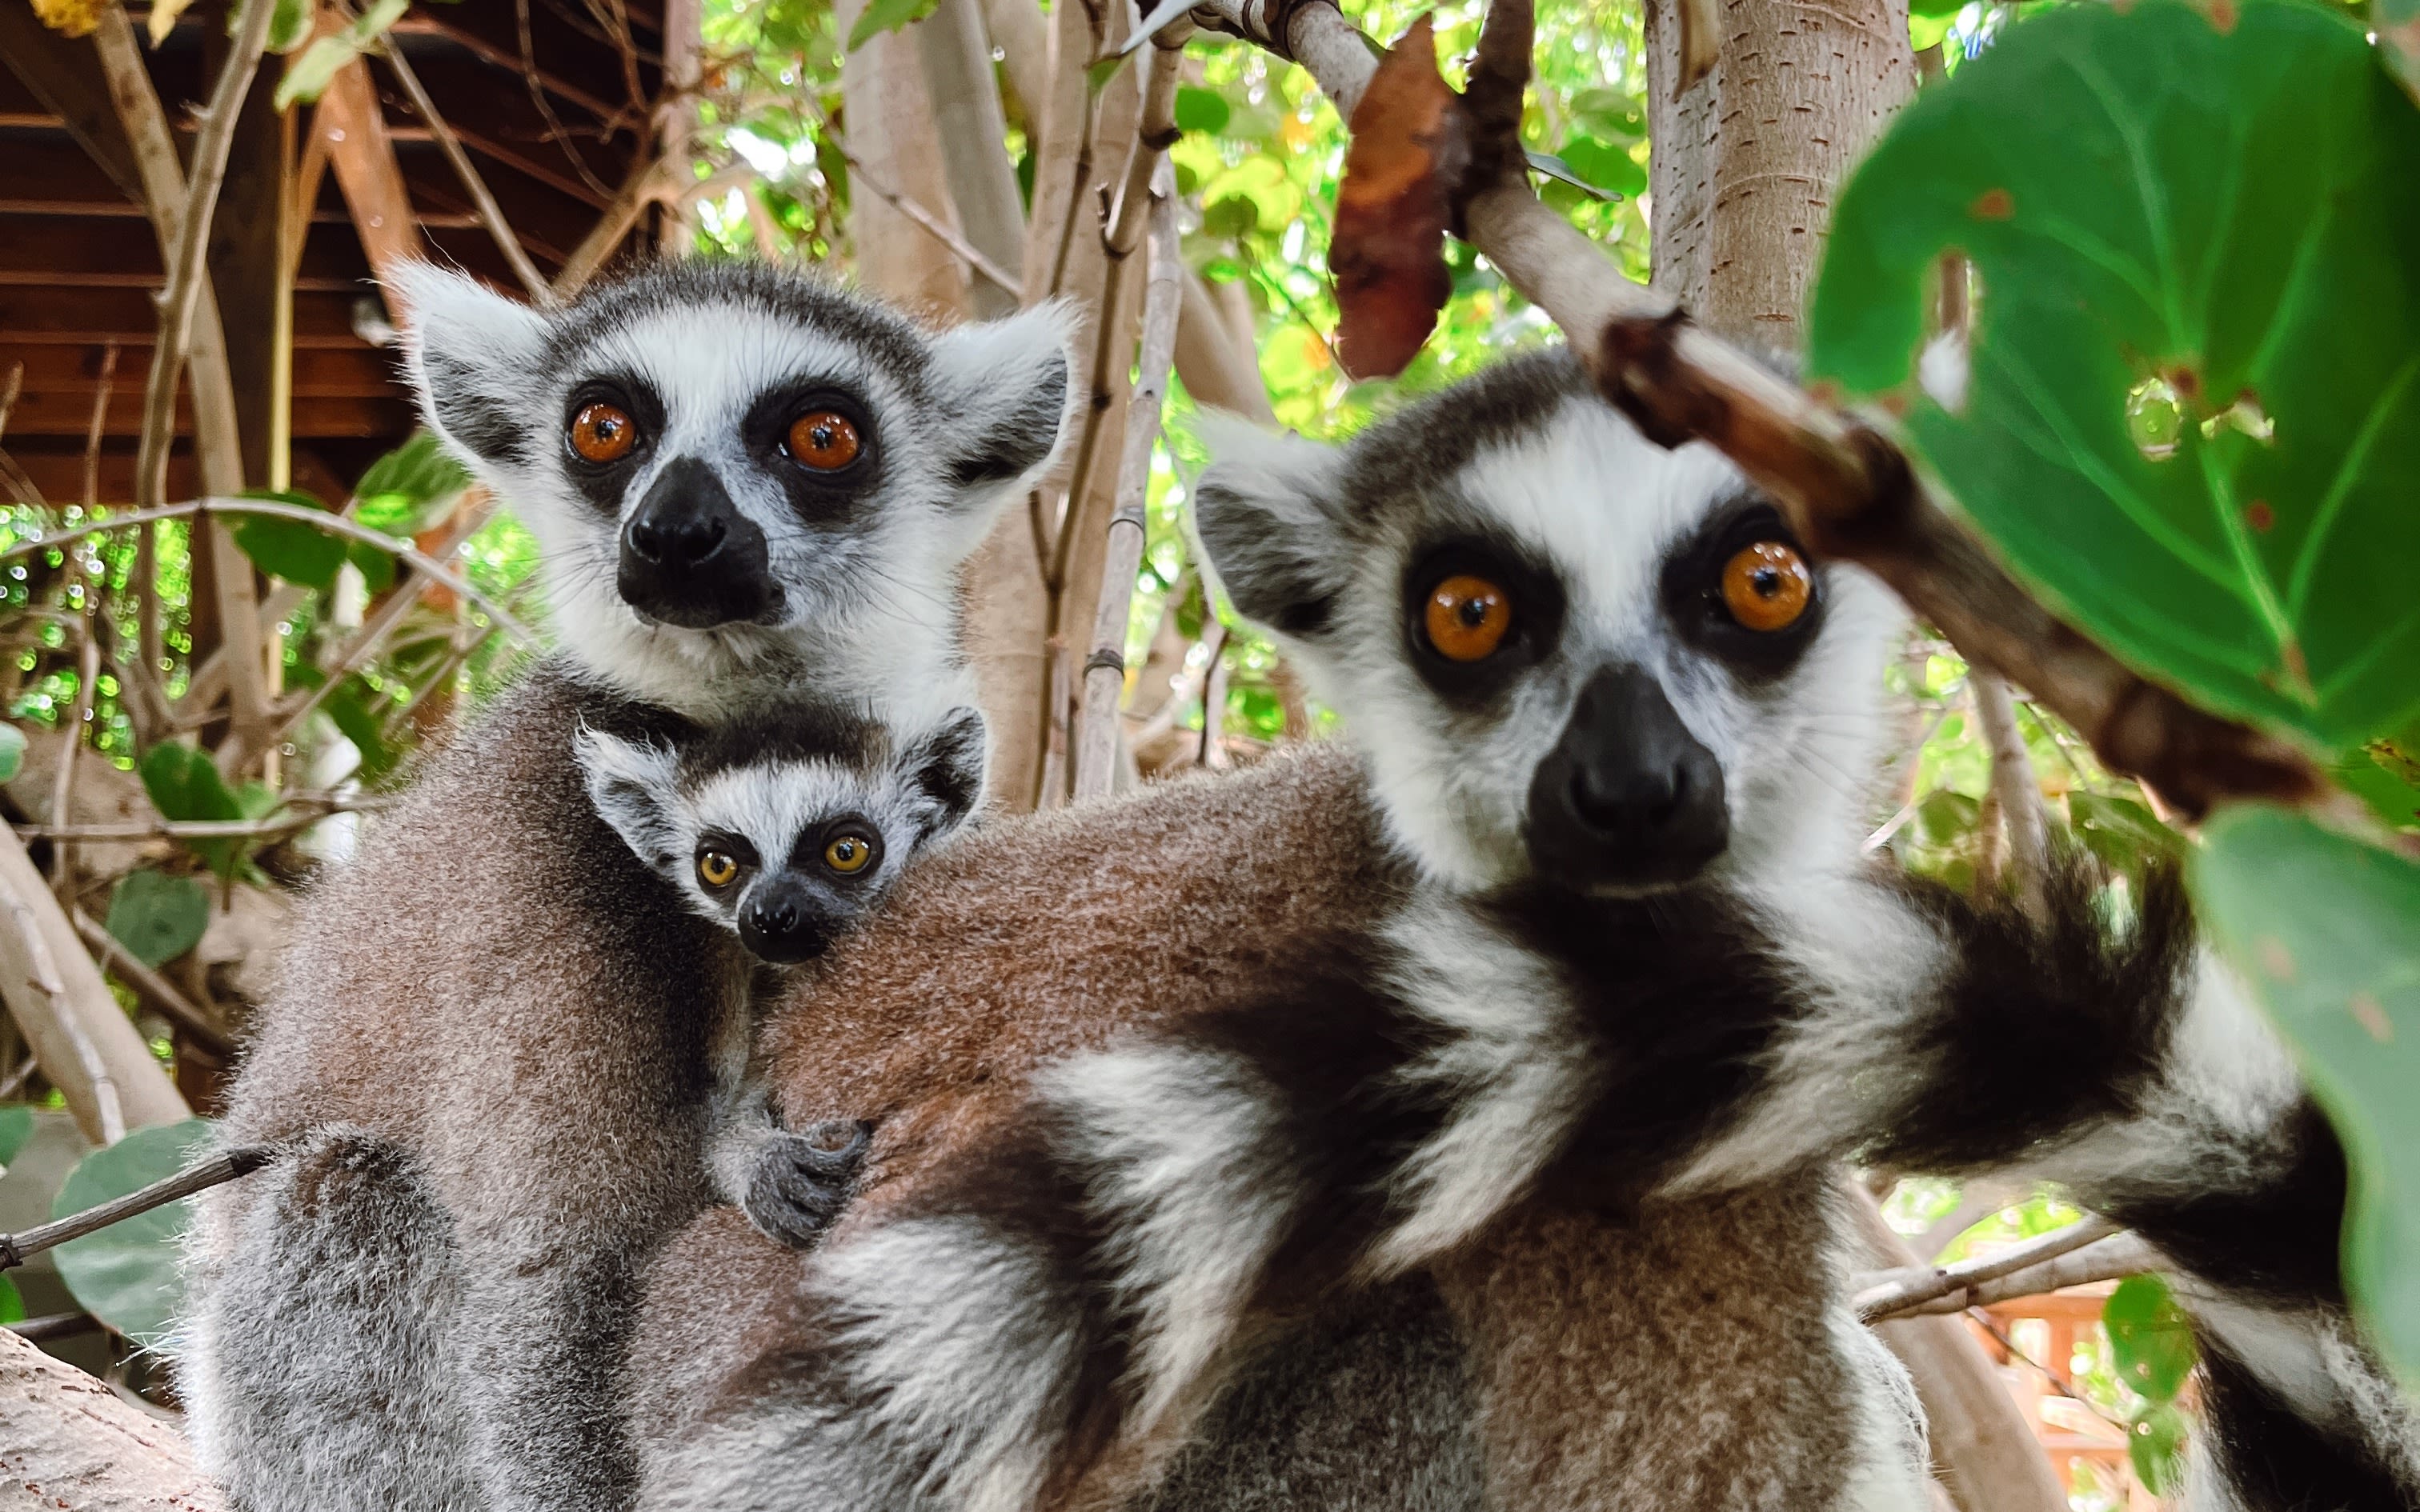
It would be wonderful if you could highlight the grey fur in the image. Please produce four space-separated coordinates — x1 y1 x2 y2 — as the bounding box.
180 263 1076 1512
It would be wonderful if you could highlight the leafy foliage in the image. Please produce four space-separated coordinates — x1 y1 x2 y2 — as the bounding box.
105 870 211 970
1812 0 2420 752
0 1105 34 1168
2105 1274 2198 1491
50 1118 214 1344
2194 807 2420 1384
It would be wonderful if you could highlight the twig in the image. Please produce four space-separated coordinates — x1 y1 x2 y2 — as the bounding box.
70 910 233 1060
1192 0 2325 821
80 342 117 510
1198 619 1232 769
0 362 20 441
517 0 618 199
1075 162 1183 803
19 798 385 842
377 43 559 306
0 499 538 648
807 107 1024 298
1854 1214 2124 1322
48 609 100 890
0 1055 36 1100
1973 669 2048 911
7 1313 103 1344
0 1146 269 1271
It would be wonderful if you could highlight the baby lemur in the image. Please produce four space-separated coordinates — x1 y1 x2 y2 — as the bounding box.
179 260 1072 1512
626 349 2414 1512
579 697 985 1243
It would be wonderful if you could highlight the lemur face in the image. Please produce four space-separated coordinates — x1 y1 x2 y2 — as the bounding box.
577 703 987 963
1194 350 1905 896
395 262 1074 716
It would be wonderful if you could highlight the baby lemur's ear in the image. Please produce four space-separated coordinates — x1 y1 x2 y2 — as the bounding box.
899 706 989 842
391 262 551 470
925 302 1079 532
1189 412 1354 640
574 726 686 877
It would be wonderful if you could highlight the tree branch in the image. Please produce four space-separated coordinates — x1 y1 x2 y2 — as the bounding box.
1075 163 1184 803
1971 670 2048 910
0 1325 226 1510
0 1147 268 1271
1853 1214 2125 1322
70 910 233 1061
377 42 559 305
1190 0 2326 821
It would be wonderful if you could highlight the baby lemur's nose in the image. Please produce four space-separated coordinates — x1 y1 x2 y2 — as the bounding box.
739 880 833 966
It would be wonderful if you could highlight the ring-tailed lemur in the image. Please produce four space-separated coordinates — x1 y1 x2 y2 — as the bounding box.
179 260 1075 1512
619 348 2414 1512
578 698 987 1244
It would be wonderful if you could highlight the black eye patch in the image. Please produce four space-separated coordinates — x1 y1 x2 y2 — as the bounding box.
695 830 762 871
739 382 883 528
561 375 666 516
1658 498 1826 678
1400 534 1567 712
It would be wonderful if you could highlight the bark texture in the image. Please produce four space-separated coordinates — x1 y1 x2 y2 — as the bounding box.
838 0 975 323
0 1326 222 1511
1644 0 1916 346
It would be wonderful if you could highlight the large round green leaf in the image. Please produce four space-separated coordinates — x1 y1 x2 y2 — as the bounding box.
2191 809 2420 1382
1810 0 2420 750
50 1119 214 1344
104 868 210 970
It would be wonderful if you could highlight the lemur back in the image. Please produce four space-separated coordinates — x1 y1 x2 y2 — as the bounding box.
181 260 1074 1512
622 348 2414 1512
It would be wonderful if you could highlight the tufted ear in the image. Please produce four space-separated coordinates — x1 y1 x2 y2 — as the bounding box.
899 706 989 842
1189 412 1353 639
574 726 686 878
926 301 1080 520
392 262 552 470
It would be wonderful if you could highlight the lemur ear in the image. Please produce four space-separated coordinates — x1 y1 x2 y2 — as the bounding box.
1190 413 1352 638
927 301 1080 510
574 726 685 876
900 706 989 840
393 262 551 470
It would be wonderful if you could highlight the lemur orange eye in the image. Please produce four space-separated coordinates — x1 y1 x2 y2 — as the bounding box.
823 834 875 874
1423 574 1512 662
1721 541 1813 632
568 402 638 464
696 850 740 890
786 410 862 470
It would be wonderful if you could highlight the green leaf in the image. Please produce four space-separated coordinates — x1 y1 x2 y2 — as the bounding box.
267 0 311 52
1908 0 1968 18
1525 151 1618 202
232 491 349 590
1568 87 1645 143
325 678 398 782
50 1118 215 1344
1084 51 1132 95
2067 790 2183 874
0 1105 34 1167
1555 136 1645 198
0 723 25 784
276 34 363 108
1809 0 2420 750
351 430 468 534
2104 1274 2198 1404
2192 807 2420 1383
138 743 248 878
348 538 399 596
104 870 210 970
1175 85 1232 137
0 1274 22 1326
845 0 938 51
2127 1401 2190 1495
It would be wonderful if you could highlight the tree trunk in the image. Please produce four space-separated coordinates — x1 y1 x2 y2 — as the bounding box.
1643 0 1915 348
916 0 1026 321
837 0 975 324
0 1325 223 1510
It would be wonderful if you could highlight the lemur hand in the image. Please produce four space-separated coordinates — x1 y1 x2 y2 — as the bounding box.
743 1120 874 1249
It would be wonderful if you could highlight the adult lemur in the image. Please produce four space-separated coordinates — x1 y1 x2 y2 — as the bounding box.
624 349 2416 1512
179 260 1073 1512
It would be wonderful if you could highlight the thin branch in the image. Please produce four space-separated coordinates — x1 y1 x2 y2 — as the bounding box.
517 0 618 199
70 910 233 1060
48 610 100 890
0 362 20 441
1973 669 2049 911
79 343 117 510
0 1146 269 1270
377 42 559 306
21 794 384 842
1075 162 1183 802
1192 0 2326 821
0 499 539 648
807 107 1024 299
553 149 667 298
1853 1214 2124 1322
0 859 126 1146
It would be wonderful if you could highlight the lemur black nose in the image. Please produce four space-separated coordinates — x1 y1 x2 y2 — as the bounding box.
739 880 833 966
1526 663 1729 890
618 456 782 630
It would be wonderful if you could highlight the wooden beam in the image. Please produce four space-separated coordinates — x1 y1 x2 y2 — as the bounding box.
314 48 423 290
0 391 409 438
0 0 145 202
205 54 291 489
0 212 376 290
0 287 388 346
389 12 627 123
0 344 400 399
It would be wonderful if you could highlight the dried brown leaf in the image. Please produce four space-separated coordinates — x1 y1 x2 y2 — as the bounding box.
1331 15 1466 380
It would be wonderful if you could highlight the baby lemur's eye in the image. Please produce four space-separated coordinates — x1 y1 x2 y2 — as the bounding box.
1720 542 1813 632
785 410 862 471
1423 574 1513 662
568 402 639 465
822 832 877 875
695 850 742 890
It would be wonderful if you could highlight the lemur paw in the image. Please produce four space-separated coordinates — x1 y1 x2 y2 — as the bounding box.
743 1121 873 1249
